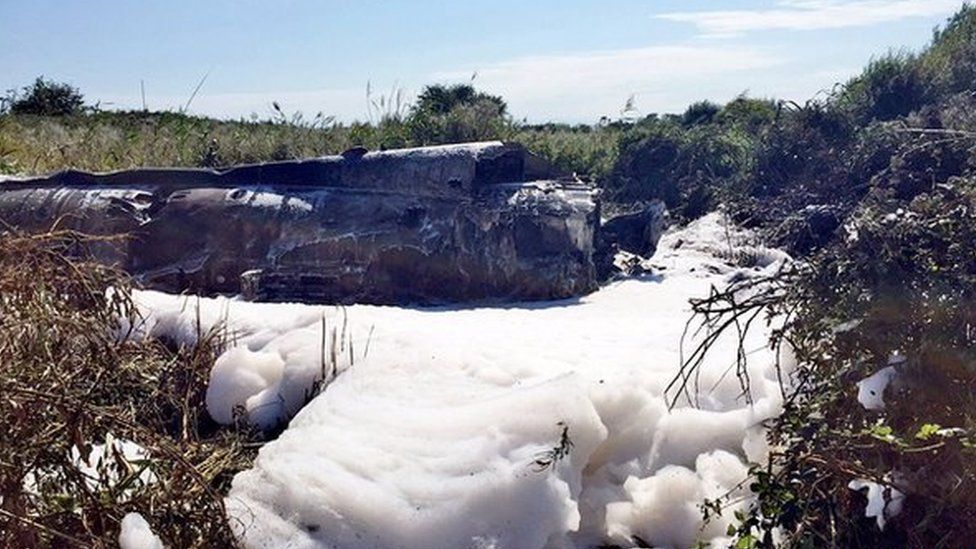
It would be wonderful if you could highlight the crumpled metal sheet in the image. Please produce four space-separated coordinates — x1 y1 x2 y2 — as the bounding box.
0 142 600 305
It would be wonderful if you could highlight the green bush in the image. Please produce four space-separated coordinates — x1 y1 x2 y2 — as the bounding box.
512 124 621 182
717 96 778 133
5 77 86 116
711 182 976 548
835 53 932 124
403 84 512 146
681 100 721 127
684 7 976 545
414 83 507 116
922 4 976 97
605 116 756 218
407 96 512 146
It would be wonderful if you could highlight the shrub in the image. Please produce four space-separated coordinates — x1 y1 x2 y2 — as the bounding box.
717 96 778 133
605 117 756 218
669 8 976 545
730 100 857 227
922 3 976 97
707 183 976 547
414 83 507 116
835 53 932 124
681 100 721 127
512 124 621 182
407 94 511 146
6 77 86 116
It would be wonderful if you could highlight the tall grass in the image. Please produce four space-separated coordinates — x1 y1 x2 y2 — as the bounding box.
0 110 633 193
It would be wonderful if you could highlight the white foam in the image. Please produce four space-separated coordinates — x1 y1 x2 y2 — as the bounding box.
119 513 164 549
72 433 156 494
857 366 898 411
134 213 792 548
848 475 905 530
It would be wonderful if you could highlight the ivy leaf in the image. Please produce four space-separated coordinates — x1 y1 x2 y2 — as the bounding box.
915 423 942 440
869 423 893 438
735 534 758 549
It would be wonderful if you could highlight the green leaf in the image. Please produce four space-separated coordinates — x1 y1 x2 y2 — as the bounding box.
735 534 758 549
870 424 893 438
915 423 942 440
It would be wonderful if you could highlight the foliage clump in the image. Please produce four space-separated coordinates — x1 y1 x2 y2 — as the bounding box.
673 5 976 545
656 6 976 546
697 180 976 548
406 83 511 146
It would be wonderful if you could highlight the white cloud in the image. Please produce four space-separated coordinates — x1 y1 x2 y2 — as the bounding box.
659 0 962 37
433 45 781 122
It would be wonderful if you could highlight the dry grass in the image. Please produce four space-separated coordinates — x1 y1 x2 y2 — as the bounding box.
0 227 260 547
0 111 361 175
0 110 620 183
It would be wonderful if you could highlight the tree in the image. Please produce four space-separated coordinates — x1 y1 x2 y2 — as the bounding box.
406 84 511 145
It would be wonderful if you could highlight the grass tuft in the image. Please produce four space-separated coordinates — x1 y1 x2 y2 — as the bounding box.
0 227 260 547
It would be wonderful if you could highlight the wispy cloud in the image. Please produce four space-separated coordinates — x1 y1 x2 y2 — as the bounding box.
434 45 781 122
659 0 961 37
95 43 858 124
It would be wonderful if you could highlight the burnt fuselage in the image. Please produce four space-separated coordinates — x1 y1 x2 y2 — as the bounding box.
0 142 599 305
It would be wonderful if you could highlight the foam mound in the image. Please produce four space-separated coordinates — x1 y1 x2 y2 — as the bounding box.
133 213 791 548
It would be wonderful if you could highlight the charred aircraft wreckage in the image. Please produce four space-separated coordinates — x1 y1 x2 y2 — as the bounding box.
0 141 665 305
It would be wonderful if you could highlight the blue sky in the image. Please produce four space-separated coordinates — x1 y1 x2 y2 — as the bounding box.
0 1 967 123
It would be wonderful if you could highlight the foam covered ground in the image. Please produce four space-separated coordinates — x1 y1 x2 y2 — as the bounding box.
133 214 791 549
